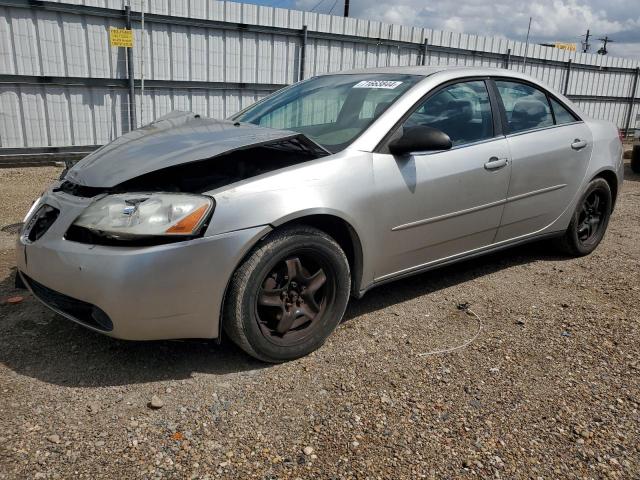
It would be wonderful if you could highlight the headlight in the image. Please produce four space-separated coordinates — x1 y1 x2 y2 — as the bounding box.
23 195 43 223
73 193 214 237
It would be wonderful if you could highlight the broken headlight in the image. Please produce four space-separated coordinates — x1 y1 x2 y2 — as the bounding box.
72 193 214 238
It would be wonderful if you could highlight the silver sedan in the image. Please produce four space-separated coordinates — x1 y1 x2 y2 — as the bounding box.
16 66 624 362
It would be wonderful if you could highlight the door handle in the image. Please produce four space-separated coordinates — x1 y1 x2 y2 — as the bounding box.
571 139 587 150
484 157 509 171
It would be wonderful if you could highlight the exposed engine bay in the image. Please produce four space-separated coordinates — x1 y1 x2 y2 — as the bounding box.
57 135 327 198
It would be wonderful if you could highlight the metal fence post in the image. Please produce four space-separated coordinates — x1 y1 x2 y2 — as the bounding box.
624 67 639 138
299 25 307 82
125 5 136 131
563 59 572 96
421 39 429 66
504 48 511 69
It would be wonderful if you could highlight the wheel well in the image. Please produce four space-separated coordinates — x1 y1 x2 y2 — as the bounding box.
275 215 364 297
593 170 618 209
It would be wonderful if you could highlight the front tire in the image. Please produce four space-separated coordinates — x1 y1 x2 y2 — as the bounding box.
556 178 612 256
223 225 351 363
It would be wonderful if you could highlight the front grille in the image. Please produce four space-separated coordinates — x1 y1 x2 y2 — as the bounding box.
21 273 113 332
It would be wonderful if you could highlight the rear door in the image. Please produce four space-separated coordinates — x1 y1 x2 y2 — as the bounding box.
492 79 593 242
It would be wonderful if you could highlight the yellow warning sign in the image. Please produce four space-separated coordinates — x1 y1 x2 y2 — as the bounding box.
554 42 577 52
110 27 133 48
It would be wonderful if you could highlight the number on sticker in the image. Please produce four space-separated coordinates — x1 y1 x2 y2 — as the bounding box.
353 80 403 89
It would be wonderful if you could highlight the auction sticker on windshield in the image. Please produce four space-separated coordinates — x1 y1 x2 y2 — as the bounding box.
353 80 403 89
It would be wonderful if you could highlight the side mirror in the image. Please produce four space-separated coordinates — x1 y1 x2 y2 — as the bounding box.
388 126 452 155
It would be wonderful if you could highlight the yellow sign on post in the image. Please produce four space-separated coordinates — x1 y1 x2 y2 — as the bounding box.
110 27 133 48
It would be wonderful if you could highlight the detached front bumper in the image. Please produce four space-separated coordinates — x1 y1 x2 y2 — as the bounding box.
16 190 270 340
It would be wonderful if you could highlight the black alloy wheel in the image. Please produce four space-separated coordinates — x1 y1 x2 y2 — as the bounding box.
223 225 351 362
576 190 607 247
256 252 335 346
557 178 612 256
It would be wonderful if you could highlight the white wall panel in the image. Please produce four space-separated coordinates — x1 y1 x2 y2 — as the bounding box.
150 23 170 80
208 29 224 82
21 86 48 146
69 86 95 145
62 13 88 77
10 9 41 76
0 8 15 75
36 11 65 76
0 87 24 147
171 25 189 81
190 26 207 82
0 0 638 149
86 18 111 77
45 86 72 146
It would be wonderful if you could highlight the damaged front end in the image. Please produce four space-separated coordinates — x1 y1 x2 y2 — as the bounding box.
56 112 329 246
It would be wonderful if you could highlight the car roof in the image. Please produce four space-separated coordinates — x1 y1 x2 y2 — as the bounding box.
327 66 560 94
329 65 532 80
331 65 460 76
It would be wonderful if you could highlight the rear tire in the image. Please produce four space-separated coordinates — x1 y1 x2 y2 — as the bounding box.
223 225 351 363
631 145 640 174
556 178 612 257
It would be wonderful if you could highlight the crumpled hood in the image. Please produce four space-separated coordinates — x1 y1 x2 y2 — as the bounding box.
66 111 304 188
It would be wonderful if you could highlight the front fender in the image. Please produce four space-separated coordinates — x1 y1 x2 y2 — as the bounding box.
204 150 377 290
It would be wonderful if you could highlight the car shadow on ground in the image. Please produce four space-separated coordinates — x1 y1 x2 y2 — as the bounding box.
623 162 639 182
342 240 568 322
0 240 569 388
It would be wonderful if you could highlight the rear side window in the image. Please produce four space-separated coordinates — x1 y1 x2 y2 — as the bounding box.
403 80 494 146
550 98 579 124
495 80 553 133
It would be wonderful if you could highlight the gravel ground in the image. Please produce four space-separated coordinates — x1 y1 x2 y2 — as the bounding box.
0 164 639 479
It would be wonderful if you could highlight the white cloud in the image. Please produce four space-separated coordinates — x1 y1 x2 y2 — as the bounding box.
293 0 640 59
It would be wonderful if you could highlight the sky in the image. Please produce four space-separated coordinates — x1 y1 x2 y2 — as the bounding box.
245 0 640 60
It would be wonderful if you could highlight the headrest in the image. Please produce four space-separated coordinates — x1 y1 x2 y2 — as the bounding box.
374 102 392 118
446 99 473 121
512 97 548 121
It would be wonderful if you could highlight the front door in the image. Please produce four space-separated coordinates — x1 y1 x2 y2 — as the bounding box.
372 79 511 281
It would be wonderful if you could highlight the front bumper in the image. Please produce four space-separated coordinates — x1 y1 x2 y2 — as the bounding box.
16 189 270 340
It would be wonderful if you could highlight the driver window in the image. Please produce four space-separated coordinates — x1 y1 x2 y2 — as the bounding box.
404 81 494 146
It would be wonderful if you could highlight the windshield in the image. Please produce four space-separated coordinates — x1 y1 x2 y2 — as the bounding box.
233 74 422 152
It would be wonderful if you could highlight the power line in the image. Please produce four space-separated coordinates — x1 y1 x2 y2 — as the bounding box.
310 0 327 12
327 0 339 15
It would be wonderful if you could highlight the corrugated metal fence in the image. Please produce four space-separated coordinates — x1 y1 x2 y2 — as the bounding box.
1 0 639 155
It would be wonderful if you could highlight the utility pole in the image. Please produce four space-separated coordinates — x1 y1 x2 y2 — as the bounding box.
597 36 613 55
522 17 532 72
582 29 591 53
343 0 350 17
140 0 145 128
125 3 136 131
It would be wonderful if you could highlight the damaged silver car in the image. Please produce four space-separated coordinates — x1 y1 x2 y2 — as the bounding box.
17 66 624 362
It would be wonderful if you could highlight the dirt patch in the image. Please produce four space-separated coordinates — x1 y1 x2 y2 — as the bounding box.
0 164 638 479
